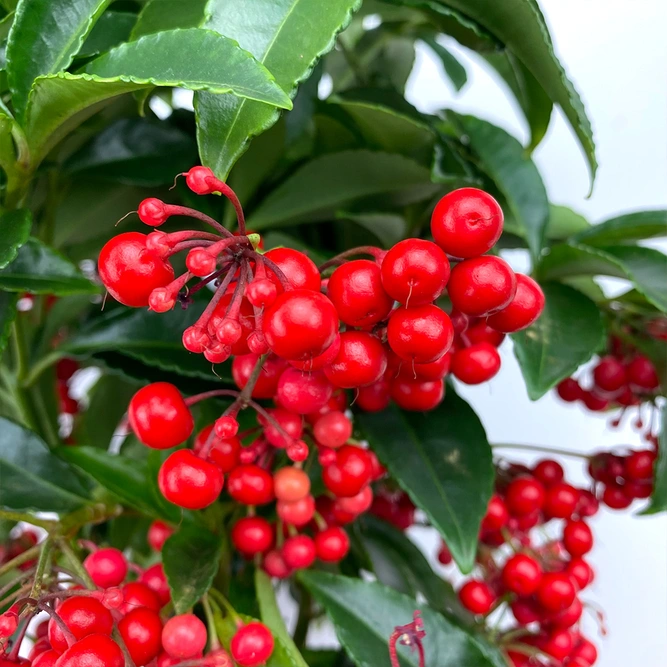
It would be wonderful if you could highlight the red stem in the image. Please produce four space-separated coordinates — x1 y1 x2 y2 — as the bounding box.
215 183 246 235
164 205 231 237
242 249 291 291
318 246 386 272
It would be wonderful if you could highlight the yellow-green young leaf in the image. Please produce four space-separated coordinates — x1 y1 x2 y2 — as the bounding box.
197 0 361 178
6 0 113 119
511 282 605 400
572 210 667 247
0 209 31 269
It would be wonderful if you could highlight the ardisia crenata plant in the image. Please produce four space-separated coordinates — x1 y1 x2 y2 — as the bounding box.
0 1 665 667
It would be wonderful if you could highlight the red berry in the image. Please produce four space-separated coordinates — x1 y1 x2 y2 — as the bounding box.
273 467 310 503
510 597 541 625
536 572 576 612
282 535 316 570
139 563 171 607
625 355 660 390
437 541 453 565
502 554 542 596
120 582 162 614
204 649 234 667
602 483 632 510
264 247 320 293
562 519 593 557
147 520 174 552
547 597 583 629
505 476 545 516
465 320 505 347
356 379 391 412
195 426 242 473
538 629 574 661
324 331 387 388
593 355 627 393
277 495 315 527
48 596 114 653
158 449 224 510
162 614 207 660
533 459 564 487
54 635 124 667
227 464 274 505
431 188 504 258
486 274 545 333
390 378 445 411
458 580 496 615
84 547 128 588
208 293 255 355
232 354 287 399
118 607 163 666
582 390 610 412
98 232 174 307
0 612 18 639
33 650 59 667
313 411 352 448
184 166 218 194
276 368 333 414
263 290 338 361
625 450 656 480
263 549 292 579
314 527 350 562
327 259 393 327
396 351 452 381
543 483 579 519
289 335 341 372
556 377 582 402
231 517 274 556
381 239 450 306
387 305 454 363
481 494 509 532
447 256 516 316
231 622 275 667
258 408 303 449
138 198 169 226
570 637 598 665
575 489 599 518
450 343 501 384
246 278 277 309
322 445 373 497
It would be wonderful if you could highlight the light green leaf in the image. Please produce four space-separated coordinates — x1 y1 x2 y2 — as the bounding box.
197 0 361 178
0 209 31 269
572 210 667 246
512 282 605 400
6 0 112 118
130 0 210 39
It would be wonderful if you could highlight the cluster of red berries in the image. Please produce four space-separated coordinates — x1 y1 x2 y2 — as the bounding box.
450 459 601 666
0 532 274 667
0 528 39 572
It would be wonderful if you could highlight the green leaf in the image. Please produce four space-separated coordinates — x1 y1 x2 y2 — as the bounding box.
249 150 437 230
24 28 291 167
255 569 309 667
6 0 112 118
358 516 467 621
64 118 197 186
546 205 590 240
643 402 667 514
299 571 509 667
78 10 137 58
58 446 181 522
357 390 494 572
0 418 90 512
0 238 96 295
511 282 605 400
163 525 223 614
572 210 667 246
197 0 360 178
539 243 667 313
0 209 31 269
130 0 210 39
335 211 406 248
420 35 467 91
0 291 17 357
448 112 549 262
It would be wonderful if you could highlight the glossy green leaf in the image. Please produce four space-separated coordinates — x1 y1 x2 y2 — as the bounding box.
0 418 90 512
0 291 17 357
546 205 590 240
512 282 605 400
249 150 437 229
0 209 31 269
336 211 406 248
420 35 467 91
58 446 181 522
64 118 197 186
300 571 508 667
0 238 96 295
0 105 18 188
255 570 309 667
197 0 360 178
77 11 137 58
6 0 112 118
357 390 493 572
643 403 667 514
130 0 210 39
572 210 667 246
539 243 667 313
448 112 549 262
163 525 223 614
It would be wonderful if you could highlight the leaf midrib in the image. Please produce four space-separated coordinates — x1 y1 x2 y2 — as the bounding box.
1 460 88 507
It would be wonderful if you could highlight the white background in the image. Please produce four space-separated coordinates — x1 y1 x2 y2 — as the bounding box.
403 0 667 664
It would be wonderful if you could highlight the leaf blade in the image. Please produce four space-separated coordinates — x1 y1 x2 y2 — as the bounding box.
0 209 31 269
572 210 667 246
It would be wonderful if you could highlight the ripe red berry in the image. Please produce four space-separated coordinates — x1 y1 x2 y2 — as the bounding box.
138 198 169 226
324 331 387 388
602 483 632 510
570 637 598 665
98 232 174 307
246 278 278 309
258 408 303 449
208 293 255 355
390 377 445 411
276 368 333 414
458 580 496 615
533 459 564 487
327 259 394 327
33 650 59 667
437 542 453 565
277 495 316 527
481 494 509 532
184 166 218 194
263 290 338 361
227 464 275 505
556 378 582 402
502 554 543 596
322 445 373 497
162 614 207 660
289 335 341 372
273 467 310 503
282 535 316 570
625 355 660 390
505 476 546 516
139 563 171 607
624 450 656 480
450 343 501 384
147 520 174 552
230 622 275 667
264 247 321 293
263 549 292 579
381 239 450 305
536 572 576 612
48 596 114 653
593 355 627 393
54 635 124 667
120 581 162 614
232 354 287 399
486 274 545 333
0 612 18 639
543 483 579 519
581 390 609 412
566 557 594 590
118 607 163 666
387 305 454 363
314 527 350 562
84 547 128 588
158 449 224 510
128 382 194 450
537 629 574 661
510 597 541 625
313 411 352 448
465 320 505 347
431 188 504 258
447 256 516 317
547 597 583 629
562 519 593 557
396 351 452 381
356 379 391 412
231 517 274 556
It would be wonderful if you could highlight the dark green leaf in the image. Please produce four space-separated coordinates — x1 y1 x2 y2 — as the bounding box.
335 211 406 248
357 390 494 572
572 210 667 246
0 238 96 295
78 10 137 58
6 0 111 118
249 150 437 229
130 0 209 39
64 118 197 186
539 243 667 313
0 209 31 269
0 418 90 512
300 571 509 667
197 0 360 178
58 446 181 522
511 282 605 400
420 35 467 91
448 112 549 262
0 291 17 357
163 525 223 614
255 569 309 667
644 403 667 514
